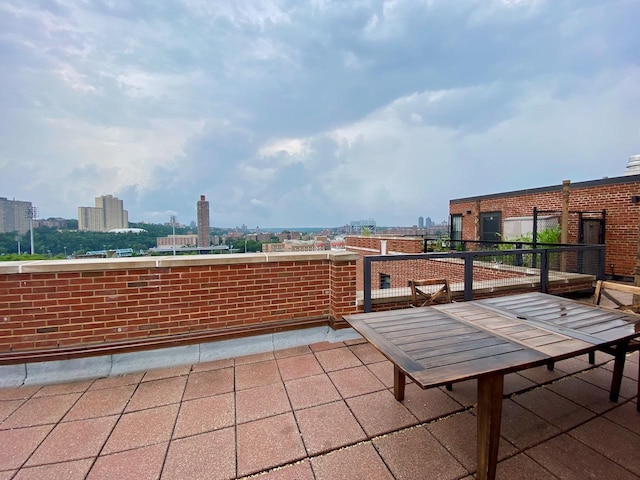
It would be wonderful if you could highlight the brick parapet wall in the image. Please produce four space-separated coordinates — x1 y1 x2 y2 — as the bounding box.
450 177 640 278
0 252 359 357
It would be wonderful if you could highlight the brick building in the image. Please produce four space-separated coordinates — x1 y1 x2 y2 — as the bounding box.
449 174 640 280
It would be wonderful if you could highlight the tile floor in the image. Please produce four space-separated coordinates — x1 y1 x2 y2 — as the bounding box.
0 339 638 479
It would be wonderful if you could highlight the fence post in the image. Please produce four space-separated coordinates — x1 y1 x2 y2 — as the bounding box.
464 252 474 301
540 249 549 293
364 257 372 313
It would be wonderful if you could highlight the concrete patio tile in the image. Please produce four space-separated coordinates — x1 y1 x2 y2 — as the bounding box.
236 382 291 424
578 366 638 399
273 345 312 359
26 415 118 466
366 361 396 388
236 412 306 477
512 387 594 431
235 360 281 391
235 351 275 365
102 404 179 454
554 356 592 375
500 399 561 450
141 364 191 382
124 375 187 412
569 417 640 473
348 342 387 364
346 390 417 437
0 471 14 480
284 374 341 410
1 393 81 429
401 383 463 422
527 433 639 480
374 426 468 480
183 367 234 400
496 453 559 479
0 399 25 423
294 401 366 455
13 459 93 480
602 354 639 381
190 357 234 373
33 379 94 397
603 401 640 435
87 443 167 480
251 460 314 480
88 372 144 391
315 347 362 372
517 364 565 385
426 411 517 473
309 341 345 352
173 392 234 438
547 376 618 413
503 373 537 396
442 379 477 408
277 353 323 381
63 384 136 421
344 337 368 346
311 442 394 480
328 365 386 398
0 424 54 470
0 385 40 401
163 428 235 480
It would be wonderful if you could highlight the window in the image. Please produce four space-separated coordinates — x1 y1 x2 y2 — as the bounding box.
450 214 462 241
379 273 391 289
480 212 502 243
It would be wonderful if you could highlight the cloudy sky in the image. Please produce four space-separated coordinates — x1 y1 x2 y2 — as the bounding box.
1 0 639 228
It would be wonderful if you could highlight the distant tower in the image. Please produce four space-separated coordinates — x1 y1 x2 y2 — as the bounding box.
197 195 210 248
418 216 424 229
625 154 640 176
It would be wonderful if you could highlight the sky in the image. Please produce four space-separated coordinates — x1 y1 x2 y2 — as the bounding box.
1 0 639 228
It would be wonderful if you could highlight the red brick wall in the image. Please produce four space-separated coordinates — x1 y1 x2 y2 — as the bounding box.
0 252 359 355
450 177 640 278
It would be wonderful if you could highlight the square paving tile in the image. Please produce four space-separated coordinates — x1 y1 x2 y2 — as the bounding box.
503 373 536 396
315 347 362 372
0 386 39 401
374 426 468 480
426 411 517 473
236 382 291 424
348 342 386 364
236 412 306 477
569 417 640 473
603 401 640 435
87 443 167 480
173 392 234 438
517 364 565 385
547 376 617 413
102 404 179 455
88 373 144 391
235 360 281 391
295 400 366 455
346 390 417 437
577 366 638 400
13 459 93 480
512 387 595 431
235 351 275 365
277 354 323 381
328 365 386 398
602 354 639 381
183 367 234 400
554 356 592 375
252 460 314 480
309 341 345 352
274 345 312 359
496 453 559 479
527 433 639 480
64 384 136 421
125 376 187 412
311 442 394 480
1 393 81 429
401 383 463 422
500 399 561 449
0 399 25 423
366 361 396 388
190 358 234 373
163 428 235 480
26 415 118 466
0 424 54 470
442 379 477 408
34 380 94 397
284 374 341 410
141 365 191 382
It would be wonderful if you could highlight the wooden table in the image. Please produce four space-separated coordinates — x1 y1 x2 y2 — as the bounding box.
343 292 640 480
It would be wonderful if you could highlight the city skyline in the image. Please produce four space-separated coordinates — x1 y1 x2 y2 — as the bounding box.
1 2 638 226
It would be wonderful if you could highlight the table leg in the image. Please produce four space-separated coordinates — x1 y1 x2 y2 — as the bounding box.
393 365 406 401
477 373 504 480
609 341 629 402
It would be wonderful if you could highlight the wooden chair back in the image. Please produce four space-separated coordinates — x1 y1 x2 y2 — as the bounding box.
593 280 640 314
410 279 452 307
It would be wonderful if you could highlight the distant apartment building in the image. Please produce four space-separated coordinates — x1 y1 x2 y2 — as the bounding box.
262 240 328 253
197 195 210 248
78 195 129 232
0 197 33 234
34 218 69 229
157 235 198 248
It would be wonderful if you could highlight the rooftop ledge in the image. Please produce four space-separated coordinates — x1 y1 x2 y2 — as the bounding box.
0 250 360 274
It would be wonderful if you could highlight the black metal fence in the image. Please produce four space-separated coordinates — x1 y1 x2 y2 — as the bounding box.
363 244 605 312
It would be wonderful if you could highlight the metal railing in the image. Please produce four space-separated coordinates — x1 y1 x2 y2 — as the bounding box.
363 244 605 312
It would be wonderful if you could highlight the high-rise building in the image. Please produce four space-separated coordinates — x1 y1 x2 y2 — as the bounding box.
78 195 129 232
197 195 210 248
0 197 32 234
418 216 424 229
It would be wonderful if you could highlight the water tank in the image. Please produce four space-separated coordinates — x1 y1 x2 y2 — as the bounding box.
624 154 640 176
